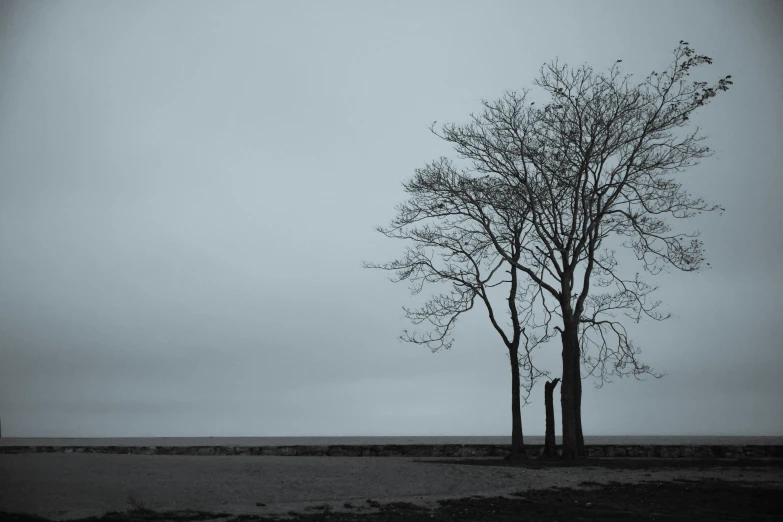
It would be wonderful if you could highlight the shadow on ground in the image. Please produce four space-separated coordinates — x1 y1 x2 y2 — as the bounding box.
2 475 782 522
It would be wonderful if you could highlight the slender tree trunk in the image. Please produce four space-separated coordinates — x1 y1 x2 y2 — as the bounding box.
573 349 585 456
560 326 578 460
508 346 526 459
543 378 560 458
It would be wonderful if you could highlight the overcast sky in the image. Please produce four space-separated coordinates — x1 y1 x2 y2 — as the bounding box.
0 0 781 438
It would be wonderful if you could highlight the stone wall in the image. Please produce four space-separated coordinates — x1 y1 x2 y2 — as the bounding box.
1 444 781 458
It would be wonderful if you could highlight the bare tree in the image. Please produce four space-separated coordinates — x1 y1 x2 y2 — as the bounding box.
419 41 731 459
365 171 555 458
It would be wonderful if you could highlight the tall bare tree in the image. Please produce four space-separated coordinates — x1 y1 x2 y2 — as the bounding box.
365 171 555 458
427 41 732 459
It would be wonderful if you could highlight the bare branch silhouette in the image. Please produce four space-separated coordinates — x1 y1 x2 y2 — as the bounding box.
369 41 731 461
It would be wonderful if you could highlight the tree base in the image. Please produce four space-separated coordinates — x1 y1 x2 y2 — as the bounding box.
560 450 588 462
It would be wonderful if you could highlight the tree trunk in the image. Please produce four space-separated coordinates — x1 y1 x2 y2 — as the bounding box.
573 349 585 456
560 326 579 460
543 378 560 458
507 346 526 460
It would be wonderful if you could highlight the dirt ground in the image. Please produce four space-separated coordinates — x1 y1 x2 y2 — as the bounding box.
1 455 781 521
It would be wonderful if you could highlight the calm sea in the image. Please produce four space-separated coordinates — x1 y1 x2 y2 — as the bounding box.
1 435 781 446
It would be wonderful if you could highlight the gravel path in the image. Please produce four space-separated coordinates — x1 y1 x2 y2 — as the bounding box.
1 454 780 520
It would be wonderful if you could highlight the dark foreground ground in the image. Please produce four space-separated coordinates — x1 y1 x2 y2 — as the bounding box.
2 478 780 521
3 458 782 522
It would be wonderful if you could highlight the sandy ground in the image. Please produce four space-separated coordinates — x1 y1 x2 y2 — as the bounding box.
1 454 781 521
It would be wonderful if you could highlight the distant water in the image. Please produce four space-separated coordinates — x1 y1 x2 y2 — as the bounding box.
2 435 782 446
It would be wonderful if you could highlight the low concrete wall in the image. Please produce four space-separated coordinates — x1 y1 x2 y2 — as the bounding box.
1 444 782 458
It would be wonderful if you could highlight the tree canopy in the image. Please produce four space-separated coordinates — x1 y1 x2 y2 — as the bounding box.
368 41 731 459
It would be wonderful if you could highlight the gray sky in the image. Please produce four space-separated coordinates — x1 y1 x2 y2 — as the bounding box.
1 0 781 438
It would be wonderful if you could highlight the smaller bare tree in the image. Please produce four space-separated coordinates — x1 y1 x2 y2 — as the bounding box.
365 170 555 458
